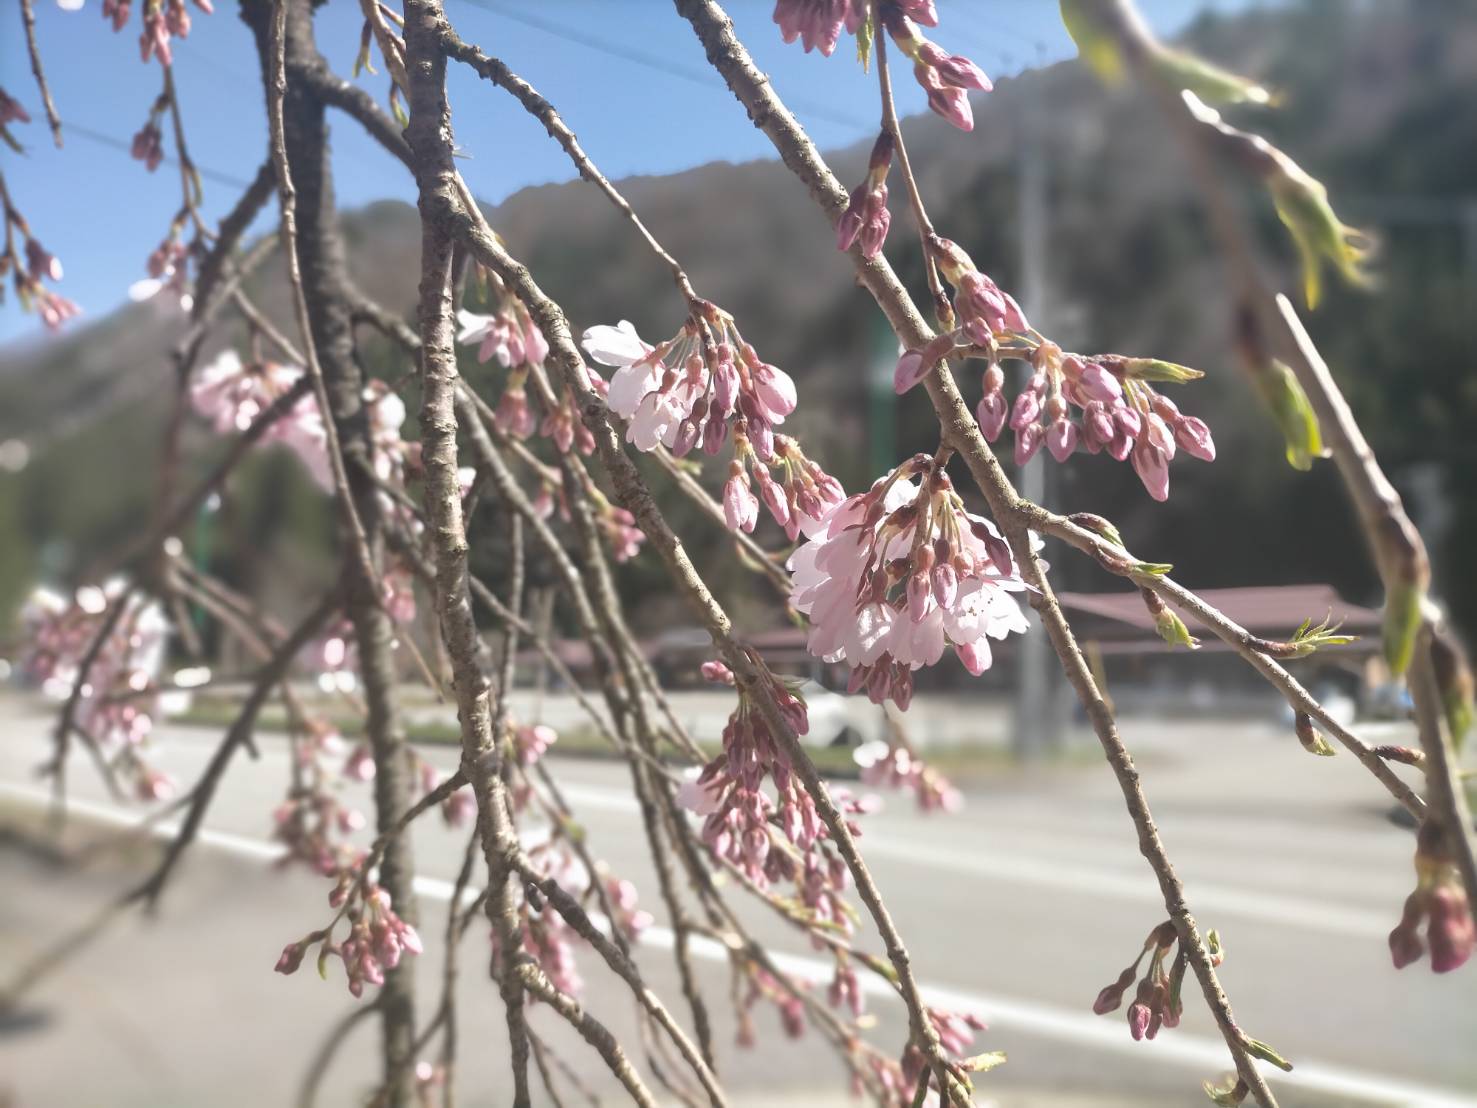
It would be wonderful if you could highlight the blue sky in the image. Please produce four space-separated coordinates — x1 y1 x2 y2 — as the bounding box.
0 0 1261 347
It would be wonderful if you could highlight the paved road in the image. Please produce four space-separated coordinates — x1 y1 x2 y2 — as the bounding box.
1 690 1474 1107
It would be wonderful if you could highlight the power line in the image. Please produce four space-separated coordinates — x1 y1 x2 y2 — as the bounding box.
64 121 258 190
454 0 873 131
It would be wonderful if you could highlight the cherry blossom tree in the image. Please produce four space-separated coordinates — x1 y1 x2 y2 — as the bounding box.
3 1 1473 1106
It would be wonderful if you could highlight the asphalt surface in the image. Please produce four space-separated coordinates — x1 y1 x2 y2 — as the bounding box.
1 690 1474 1107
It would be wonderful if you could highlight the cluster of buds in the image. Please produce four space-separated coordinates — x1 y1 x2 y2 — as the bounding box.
683 677 811 888
878 3 992 132
413 756 477 829
276 882 423 999
582 306 787 450
788 454 1029 706
737 965 808 1045
827 957 863 1018
724 433 844 541
131 233 193 310
190 349 329 482
455 269 603 459
686 661 878 947
855 741 960 812
496 885 586 1000
604 873 654 942
130 119 164 172
1389 821 1475 974
593 494 645 563
899 1007 994 1102
836 132 894 261
771 0 865 56
897 240 1215 501
1090 920 1190 1041
583 309 844 539
514 722 558 766
525 472 646 564
774 2 989 128
136 0 212 67
457 292 547 443
2 198 80 331
18 582 175 798
457 291 547 372
343 742 376 782
0 87 30 128
273 722 367 877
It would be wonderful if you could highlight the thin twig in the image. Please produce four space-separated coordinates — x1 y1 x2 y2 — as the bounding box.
266 0 379 598
18 0 62 146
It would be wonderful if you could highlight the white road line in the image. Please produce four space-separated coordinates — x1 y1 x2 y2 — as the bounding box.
857 838 1393 939
3 782 1472 1107
530 781 1395 938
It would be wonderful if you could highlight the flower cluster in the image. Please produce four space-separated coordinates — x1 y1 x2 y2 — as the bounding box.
276 883 423 999
272 720 368 876
1090 920 1188 1041
18 582 176 801
605 874 654 942
879 4 992 132
97 0 213 67
525 470 646 564
684 660 880 962
130 119 164 171
191 349 330 483
2 198 79 331
896 239 1215 501
737 965 808 1046
0 87 29 129
837 132 894 260
774 2 990 130
855 741 961 812
1389 821 1475 974
583 308 844 539
789 454 1029 706
456 269 601 457
129 234 193 312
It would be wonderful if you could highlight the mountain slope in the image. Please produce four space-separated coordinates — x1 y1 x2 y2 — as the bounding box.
3 0 1475 639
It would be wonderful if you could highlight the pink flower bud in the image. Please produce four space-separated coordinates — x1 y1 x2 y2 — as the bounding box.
1014 422 1043 465
1144 412 1176 459
751 361 797 419
1075 360 1123 404
1389 920 1426 970
723 471 759 534
701 660 735 685
1046 418 1078 463
894 349 930 394
1092 983 1124 1015
856 186 891 260
835 184 868 255
906 572 933 623
275 942 305 975
1127 1001 1151 1041
757 470 791 528
924 82 974 132
931 561 958 608
1131 440 1171 501
976 390 1007 441
935 52 991 92
1009 388 1041 431
1429 886 1475 973
1174 415 1216 462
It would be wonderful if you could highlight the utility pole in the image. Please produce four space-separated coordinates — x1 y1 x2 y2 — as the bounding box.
1012 65 1063 761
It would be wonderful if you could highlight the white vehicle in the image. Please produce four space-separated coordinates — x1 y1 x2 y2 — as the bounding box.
795 679 876 749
